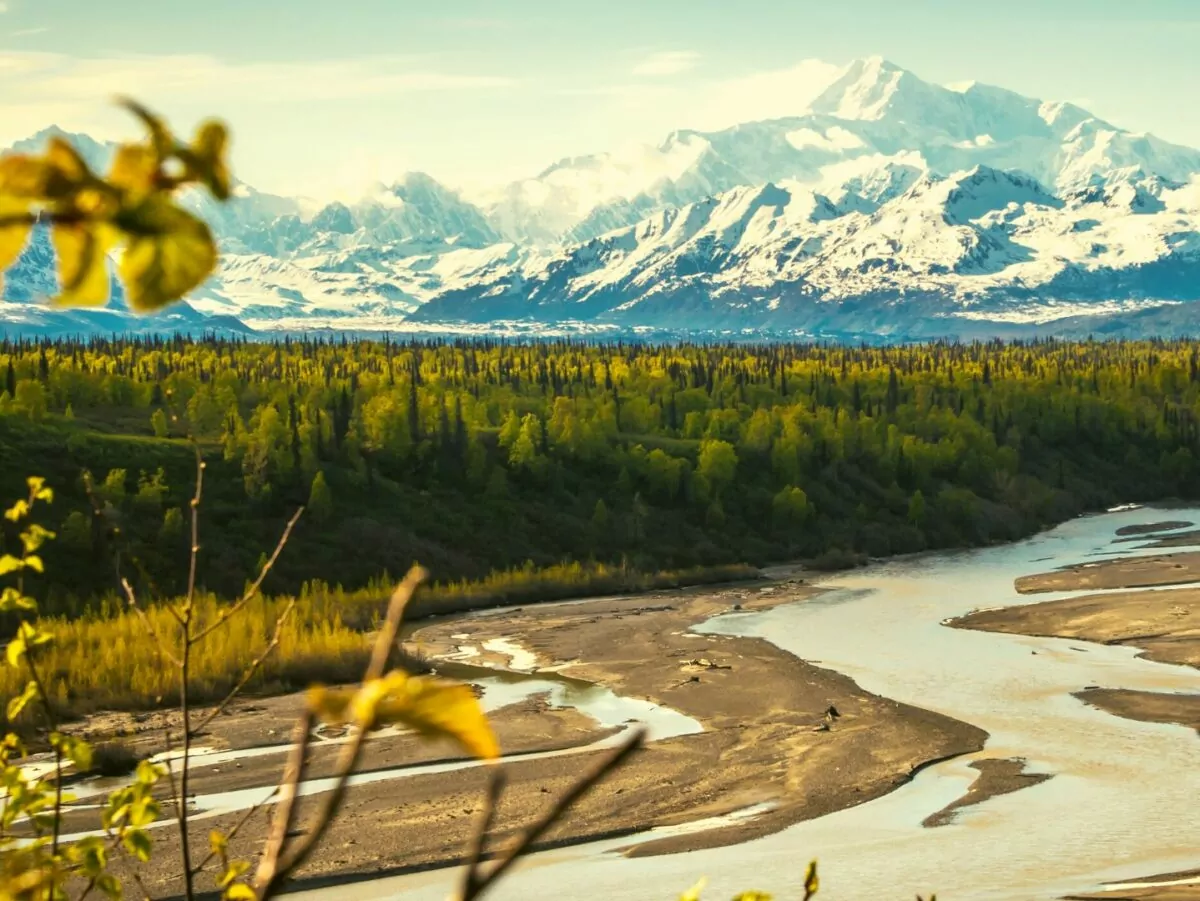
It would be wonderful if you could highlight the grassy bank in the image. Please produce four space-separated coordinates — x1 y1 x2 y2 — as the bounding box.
2 560 760 726
339 559 762 627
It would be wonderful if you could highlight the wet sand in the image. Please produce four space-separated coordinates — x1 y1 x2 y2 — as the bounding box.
921 758 1052 828
1065 869 1200 901
953 535 1200 901
1074 688 1200 734
954 586 1200 668
1014 551 1200 594
1114 521 1194 538
1130 530 1200 551
78 580 985 898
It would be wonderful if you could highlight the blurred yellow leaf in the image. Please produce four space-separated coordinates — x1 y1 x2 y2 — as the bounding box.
679 877 707 901
119 98 174 162
369 671 498 760
0 195 31 283
117 196 216 310
6 680 38 721
45 137 90 184
108 143 159 197
0 154 67 200
123 828 152 862
803 861 819 900
308 685 354 724
52 221 115 306
187 120 231 200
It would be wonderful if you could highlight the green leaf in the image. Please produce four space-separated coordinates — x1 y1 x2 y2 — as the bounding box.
116 196 216 311
52 221 116 307
0 586 37 613
58 735 94 773
135 758 163 785
128 794 159 828
70 835 108 876
28 477 53 503
6 680 38 721
218 860 250 888
96 873 121 899
6 634 26 666
123 828 152 862
19 524 55 555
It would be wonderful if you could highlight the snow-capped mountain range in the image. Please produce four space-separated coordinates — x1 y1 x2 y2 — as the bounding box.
6 56 1200 340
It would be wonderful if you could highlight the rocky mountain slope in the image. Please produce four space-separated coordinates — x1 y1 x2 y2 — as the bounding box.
5 56 1200 340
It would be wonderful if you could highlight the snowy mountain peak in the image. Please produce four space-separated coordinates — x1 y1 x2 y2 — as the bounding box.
809 56 914 121
902 166 1061 225
8 58 1200 340
311 201 357 235
10 126 114 174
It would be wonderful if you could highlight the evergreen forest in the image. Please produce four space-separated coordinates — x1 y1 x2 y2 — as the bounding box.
1 334 1196 617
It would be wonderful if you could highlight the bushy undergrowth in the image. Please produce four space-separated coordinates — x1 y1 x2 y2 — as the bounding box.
0 560 757 724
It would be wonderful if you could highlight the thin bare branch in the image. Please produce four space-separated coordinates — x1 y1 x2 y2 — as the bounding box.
176 446 205 901
255 566 428 899
460 727 646 901
24 643 65 857
459 768 506 901
366 566 429 682
120 576 181 668
188 778 281 880
190 597 299 738
100 822 156 901
157 717 183 824
191 507 304 644
183 446 204 617
127 869 155 901
254 708 315 891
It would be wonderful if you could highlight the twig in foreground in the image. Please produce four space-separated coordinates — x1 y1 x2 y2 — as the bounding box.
459 726 646 901
254 566 427 899
189 596 300 739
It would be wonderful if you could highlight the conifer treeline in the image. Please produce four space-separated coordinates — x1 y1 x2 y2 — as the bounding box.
1 334 1196 613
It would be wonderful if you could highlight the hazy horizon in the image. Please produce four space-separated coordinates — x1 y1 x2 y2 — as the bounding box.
3 0 1198 201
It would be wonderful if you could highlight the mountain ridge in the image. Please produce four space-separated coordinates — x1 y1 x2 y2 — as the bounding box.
6 56 1200 340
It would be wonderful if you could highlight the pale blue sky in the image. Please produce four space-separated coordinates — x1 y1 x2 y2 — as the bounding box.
3 0 1197 199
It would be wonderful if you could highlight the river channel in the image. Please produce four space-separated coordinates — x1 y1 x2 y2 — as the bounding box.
290 506 1200 901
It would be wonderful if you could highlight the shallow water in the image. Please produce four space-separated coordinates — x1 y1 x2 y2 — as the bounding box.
51 650 701 843
293 507 1200 901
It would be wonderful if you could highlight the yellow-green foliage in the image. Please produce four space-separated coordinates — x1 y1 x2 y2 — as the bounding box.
308 559 759 629
1 592 370 721
1 559 757 722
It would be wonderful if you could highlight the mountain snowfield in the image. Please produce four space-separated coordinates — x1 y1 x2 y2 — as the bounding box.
5 56 1200 340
